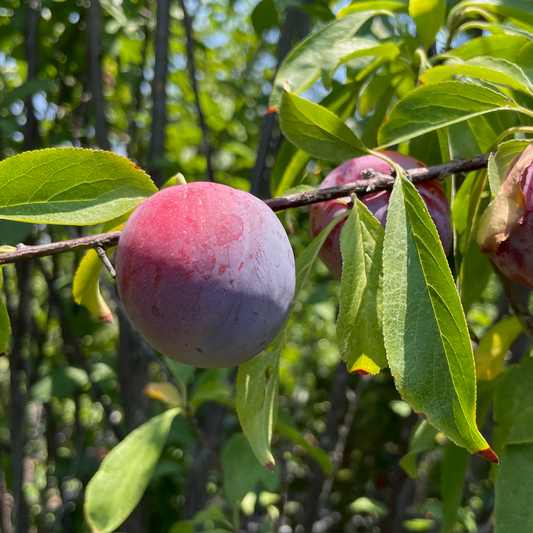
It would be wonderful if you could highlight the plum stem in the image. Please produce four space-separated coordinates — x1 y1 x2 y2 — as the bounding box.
0 152 492 267
95 246 116 278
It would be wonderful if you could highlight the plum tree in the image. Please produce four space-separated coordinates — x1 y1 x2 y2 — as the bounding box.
484 152 533 289
309 152 453 279
115 182 296 368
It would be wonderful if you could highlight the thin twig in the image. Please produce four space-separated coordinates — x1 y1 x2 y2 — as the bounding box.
95 246 116 278
0 153 492 266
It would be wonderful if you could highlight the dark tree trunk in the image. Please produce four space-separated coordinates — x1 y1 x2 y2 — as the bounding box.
149 0 171 187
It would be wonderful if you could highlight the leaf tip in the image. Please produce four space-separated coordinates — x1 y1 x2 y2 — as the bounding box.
266 106 278 115
265 461 275 471
416 412 428 421
476 447 499 464
100 313 114 323
351 368 372 376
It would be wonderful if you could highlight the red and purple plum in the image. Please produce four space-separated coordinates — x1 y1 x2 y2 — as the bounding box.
310 152 453 279
487 159 533 289
115 182 296 368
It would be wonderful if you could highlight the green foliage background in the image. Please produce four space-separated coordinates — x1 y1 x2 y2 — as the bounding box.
0 0 532 532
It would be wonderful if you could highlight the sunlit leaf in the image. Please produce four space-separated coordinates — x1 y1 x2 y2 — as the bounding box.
409 0 445 49
383 174 494 457
279 91 368 162
378 81 517 148
0 148 157 225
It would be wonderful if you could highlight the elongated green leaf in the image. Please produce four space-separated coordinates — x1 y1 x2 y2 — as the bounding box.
440 442 470 533
409 0 445 49
85 408 180 533
420 58 533 95
493 357 533 457
475 317 522 381
279 91 368 162
378 81 517 148
269 11 382 109
337 199 386 375
442 34 529 62
382 175 493 456
237 214 345 466
322 38 401 89
0 148 157 225
508 406 533 445
494 443 533 533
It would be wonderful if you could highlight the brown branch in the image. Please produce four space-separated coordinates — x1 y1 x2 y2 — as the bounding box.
0 153 492 266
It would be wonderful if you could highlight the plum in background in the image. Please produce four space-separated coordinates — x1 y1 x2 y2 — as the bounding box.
310 152 453 279
485 154 533 289
115 182 296 368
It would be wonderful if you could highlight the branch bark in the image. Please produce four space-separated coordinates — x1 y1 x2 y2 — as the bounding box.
0 152 492 266
177 0 214 183
149 0 171 187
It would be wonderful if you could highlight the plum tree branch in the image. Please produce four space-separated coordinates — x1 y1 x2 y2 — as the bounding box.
0 152 491 266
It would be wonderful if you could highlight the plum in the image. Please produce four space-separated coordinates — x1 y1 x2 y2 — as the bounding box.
483 151 533 289
115 182 296 368
309 151 453 279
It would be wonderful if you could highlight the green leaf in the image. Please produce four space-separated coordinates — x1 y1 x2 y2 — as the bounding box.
0 220 32 246
443 34 530 62
85 408 180 533
440 442 470 533
0 148 157 225
221 433 280 504
420 58 533 95
378 81 517 148
409 0 445 49
382 175 492 455
279 91 368 162
399 420 438 478
237 213 346 466
494 443 533 533
493 357 533 456
475 317 522 381
349 497 388 517
358 72 395 118
321 38 401 89
337 199 387 375
508 406 533 445
269 11 384 110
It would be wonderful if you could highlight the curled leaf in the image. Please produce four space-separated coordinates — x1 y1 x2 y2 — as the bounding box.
477 143 533 252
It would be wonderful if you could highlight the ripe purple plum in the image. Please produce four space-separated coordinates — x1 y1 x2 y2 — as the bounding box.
115 182 296 368
486 158 533 289
310 152 453 279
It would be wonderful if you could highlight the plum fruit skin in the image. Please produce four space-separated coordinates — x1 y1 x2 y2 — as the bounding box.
489 162 533 289
115 182 296 368
309 151 453 279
